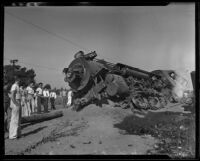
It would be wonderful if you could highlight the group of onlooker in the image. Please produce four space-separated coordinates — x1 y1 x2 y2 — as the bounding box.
4 76 57 139
4 75 74 140
19 82 57 117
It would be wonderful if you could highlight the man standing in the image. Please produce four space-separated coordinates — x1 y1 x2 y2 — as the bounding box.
9 76 22 139
67 89 73 107
26 82 35 114
43 86 50 113
36 83 43 114
50 89 57 110
61 89 67 108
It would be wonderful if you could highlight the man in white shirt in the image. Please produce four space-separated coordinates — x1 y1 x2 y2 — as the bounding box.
43 86 50 113
36 83 43 114
50 89 57 110
67 90 73 107
9 76 22 139
26 82 35 114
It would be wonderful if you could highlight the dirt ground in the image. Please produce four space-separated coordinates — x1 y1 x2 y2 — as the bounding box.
4 100 195 158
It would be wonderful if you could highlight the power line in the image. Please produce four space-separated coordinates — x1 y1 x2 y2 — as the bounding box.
5 11 90 52
20 61 61 72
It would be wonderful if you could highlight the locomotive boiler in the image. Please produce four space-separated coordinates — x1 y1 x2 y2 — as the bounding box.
63 51 184 111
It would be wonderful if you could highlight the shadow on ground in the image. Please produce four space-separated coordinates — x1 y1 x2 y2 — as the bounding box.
21 126 48 138
21 122 44 130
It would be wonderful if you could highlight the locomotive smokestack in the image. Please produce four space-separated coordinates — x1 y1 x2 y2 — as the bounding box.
74 51 85 59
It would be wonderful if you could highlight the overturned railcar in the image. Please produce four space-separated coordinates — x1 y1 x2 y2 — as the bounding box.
63 51 182 111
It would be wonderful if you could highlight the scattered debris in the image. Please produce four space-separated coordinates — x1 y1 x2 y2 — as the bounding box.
153 144 159 150
70 144 75 148
179 125 187 131
83 141 91 144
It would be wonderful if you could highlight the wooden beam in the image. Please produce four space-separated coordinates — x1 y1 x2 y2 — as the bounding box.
21 111 63 124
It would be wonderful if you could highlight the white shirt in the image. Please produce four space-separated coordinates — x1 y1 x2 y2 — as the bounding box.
11 83 21 99
50 92 57 99
26 86 34 95
36 87 43 95
43 90 49 97
67 90 72 106
10 83 21 107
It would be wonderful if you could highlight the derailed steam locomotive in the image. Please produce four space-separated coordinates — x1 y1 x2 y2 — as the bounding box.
63 51 185 111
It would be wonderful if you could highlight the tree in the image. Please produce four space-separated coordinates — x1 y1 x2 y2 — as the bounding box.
4 60 36 90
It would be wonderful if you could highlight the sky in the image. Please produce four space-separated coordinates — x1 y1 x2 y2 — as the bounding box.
4 3 195 89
